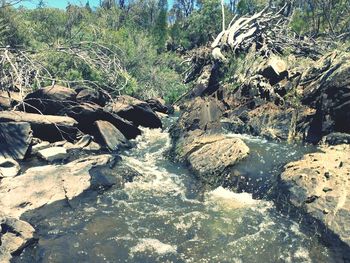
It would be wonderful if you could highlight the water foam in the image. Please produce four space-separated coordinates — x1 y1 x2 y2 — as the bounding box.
130 238 177 255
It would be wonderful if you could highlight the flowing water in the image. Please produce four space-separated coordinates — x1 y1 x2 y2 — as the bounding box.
15 117 345 262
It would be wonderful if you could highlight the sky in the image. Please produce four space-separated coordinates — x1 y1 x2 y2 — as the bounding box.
17 0 101 9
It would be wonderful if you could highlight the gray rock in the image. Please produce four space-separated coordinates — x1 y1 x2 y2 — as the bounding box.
0 157 20 178
37 147 67 162
0 122 32 160
94 120 130 151
31 141 51 155
280 144 350 246
0 214 36 261
0 154 113 218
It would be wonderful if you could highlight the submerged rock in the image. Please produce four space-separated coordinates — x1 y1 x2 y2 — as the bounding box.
0 122 32 160
280 144 350 246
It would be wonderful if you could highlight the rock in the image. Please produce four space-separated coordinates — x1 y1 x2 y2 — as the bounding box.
171 97 225 140
300 52 350 143
84 141 101 151
0 158 20 178
76 89 107 107
322 132 350 145
75 134 93 148
280 144 350 246
22 85 77 115
0 111 78 142
0 122 32 160
187 136 250 178
260 56 288 85
0 91 21 110
31 141 51 155
37 147 68 162
146 98 168 114
64 102 141 140
94 120 130 151
0 215 35 260
0 154 113 218
110 95 162 129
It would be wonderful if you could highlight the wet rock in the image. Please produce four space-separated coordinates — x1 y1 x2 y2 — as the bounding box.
37 147 68 162
76 89 107 107
0 215 36 261
0 157 20 178
22 85 77 115
0 154 113 218
64 102 141 140
0 122 32 160
188 137 249 179
94 120 130 151
110 95 162 129
280 144 350 246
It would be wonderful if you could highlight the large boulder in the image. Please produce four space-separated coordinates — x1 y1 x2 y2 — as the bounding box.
94 120 130 151
300 52 350 143
280 144 350 246
22 85 77 115
76 89 107 107
109 95 162 129
188 136 249 178
63 102 141 140
0 154 113 218
259 56 288 85
0 111 78 142
0 122 32 160
146 98 169 114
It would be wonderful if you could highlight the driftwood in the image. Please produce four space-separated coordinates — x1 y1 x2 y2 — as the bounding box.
0 111 78 127
211 4 322 61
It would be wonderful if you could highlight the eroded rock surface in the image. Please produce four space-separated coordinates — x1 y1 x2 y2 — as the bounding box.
280 144 350 246
0 154 113 218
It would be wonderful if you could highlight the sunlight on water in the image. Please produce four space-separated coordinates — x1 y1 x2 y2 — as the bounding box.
16 123 338 263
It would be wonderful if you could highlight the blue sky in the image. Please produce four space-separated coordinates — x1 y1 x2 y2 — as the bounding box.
17 0 101 9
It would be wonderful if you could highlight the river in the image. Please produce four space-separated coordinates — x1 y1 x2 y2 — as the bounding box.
15 117 344 262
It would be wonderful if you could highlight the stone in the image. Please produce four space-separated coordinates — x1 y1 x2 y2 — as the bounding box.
76 88 107 106
280 144 350 246
84 141 102 151
0 154 113 218
31 141 51 155
37 147 68 162
0 215 35 260
0 122 32 160
94 120 130 151
64 102 141 140
0 111 78 142
22 85 77 115
146 98 169 114
260 56 288 85
0 157 20 178
188 137 250 178
75 134 93 148
322 132 350 145
110 95 162 129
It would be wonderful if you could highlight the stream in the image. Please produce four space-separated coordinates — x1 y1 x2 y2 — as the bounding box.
15 117 344 262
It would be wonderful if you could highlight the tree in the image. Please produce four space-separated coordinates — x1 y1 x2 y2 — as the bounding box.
153 0 168 52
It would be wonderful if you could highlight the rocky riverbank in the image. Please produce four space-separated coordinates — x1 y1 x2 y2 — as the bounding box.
0 85 170 261
169 50 350 254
